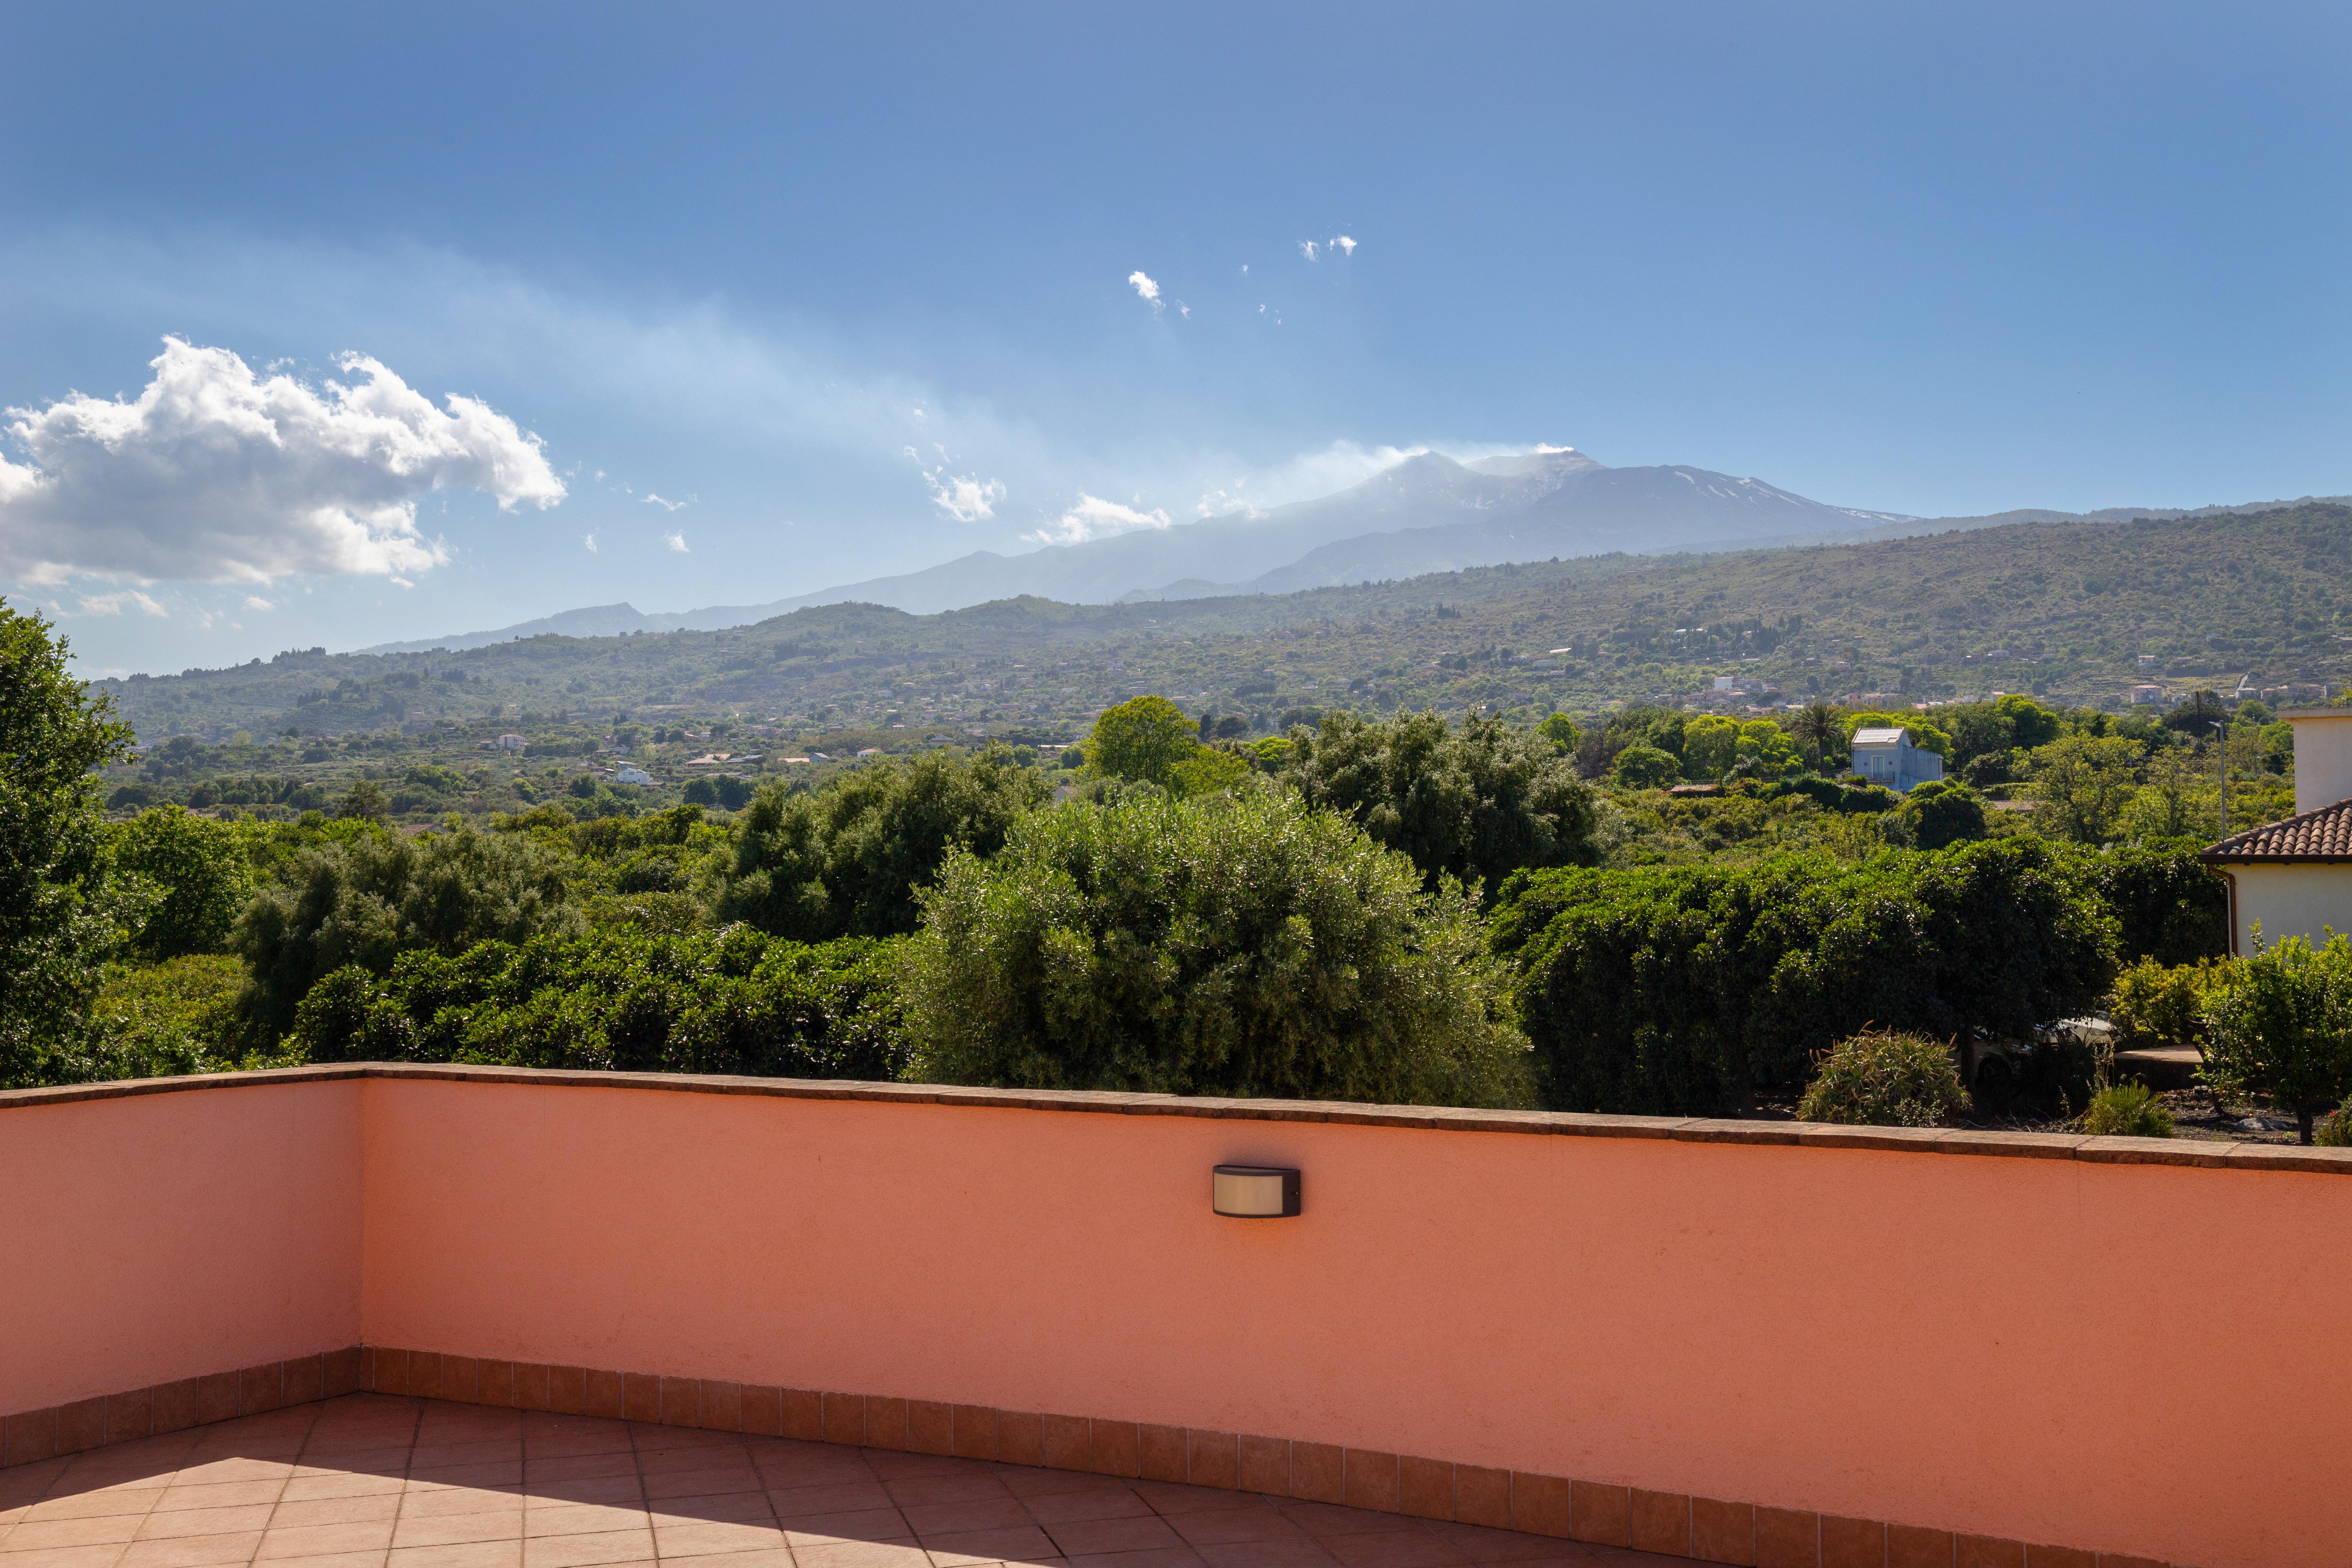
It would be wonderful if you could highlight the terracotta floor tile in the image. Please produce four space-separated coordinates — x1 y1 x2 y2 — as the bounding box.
1128 1489 1260 1520
256 1519 400 1558
1060 1548 1208 1568
1270 1507 1416 1541
1418 1528 1571 1565
520 1482 637 1513
518 1460 635 1488
173 1462 295 1489
1319 1534 1469 1568
517 1530 655 1568
396 1493 523 1521
153 1482 288 1513
409 1470 522 1496
766 1485 893 1520
296 1452 413 1479
115 1531 266 1568
904 1501 1032 1538
648 1520 786 1556
386 1542 524 1568
241 1551 387 1568
1043 1519 1186 1558
992 1476 1126 1504
22 1492 163 1523
518 1506 647 1540
279 1477 408 1506
6 1519 148 1552
779 1511 914 1547
661 1552 797 1568
643 1496 770 1529
789 1542 933 1568
639 1471 758 1504
390 1514 526 1550
919 1525 1063 1568
410 1448 520 1475
271 1496 403 1529
0 1546 136 1568
1169 1515 1307 1549
1019 1494 1151 1528
1192 1540 1343 1568
134 1506 278 1542
886 1477 1011 1510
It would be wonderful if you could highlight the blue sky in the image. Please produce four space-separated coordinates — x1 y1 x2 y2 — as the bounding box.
3 1 2348 674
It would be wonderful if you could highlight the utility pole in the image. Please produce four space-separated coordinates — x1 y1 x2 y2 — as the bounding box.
2209 718 2228 832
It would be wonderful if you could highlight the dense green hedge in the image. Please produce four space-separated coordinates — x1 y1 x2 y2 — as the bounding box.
289 927 907 1080
1496 838 2122 1114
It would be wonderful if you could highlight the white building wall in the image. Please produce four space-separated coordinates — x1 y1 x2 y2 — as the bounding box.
2226 863 2352 955
2283 710 2352 815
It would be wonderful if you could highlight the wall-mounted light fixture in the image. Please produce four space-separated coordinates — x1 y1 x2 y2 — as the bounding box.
1212 1165 1301 1218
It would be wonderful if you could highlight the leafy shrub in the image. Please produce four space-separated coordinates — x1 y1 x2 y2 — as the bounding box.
900 783 1532 1107
719 747 1049 940
1797 1031 1970 1127
289 928 907 1080
2316 1102 2352 1148
1498 838 2116 1114
1284 710 1599 896
2107 955 2227 1052
1888 780 1988 851
2081 1082 2176 1138
65 955 260 1082
2202 932 2352 1144
2068 842 2229 966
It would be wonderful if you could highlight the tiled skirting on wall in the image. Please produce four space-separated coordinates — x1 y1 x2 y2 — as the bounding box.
0 1345 2168 1568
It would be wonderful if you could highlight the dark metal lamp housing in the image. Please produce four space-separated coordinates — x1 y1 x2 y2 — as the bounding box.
1212 1165 1301 1217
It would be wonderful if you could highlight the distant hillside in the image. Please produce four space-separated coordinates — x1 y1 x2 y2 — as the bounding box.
101 503 2352 744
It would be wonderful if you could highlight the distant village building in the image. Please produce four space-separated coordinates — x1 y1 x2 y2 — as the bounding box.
2137 653 2158 669
492 734 526 752
2203 708 2352 954
614 765 653 786
2129 685 2166 705
1848 727 1944 793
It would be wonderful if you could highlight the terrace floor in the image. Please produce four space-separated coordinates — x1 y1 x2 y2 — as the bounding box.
0 1398 1677 1568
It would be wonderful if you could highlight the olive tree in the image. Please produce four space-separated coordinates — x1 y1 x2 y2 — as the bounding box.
901 784 1532 1107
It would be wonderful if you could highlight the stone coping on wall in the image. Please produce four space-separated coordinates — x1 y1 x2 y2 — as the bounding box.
5 1060 2350 1175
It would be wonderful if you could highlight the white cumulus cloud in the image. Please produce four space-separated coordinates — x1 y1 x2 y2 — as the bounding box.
1127 271 1163 310
664 531 689 553
0 337 564 587
924 469 1008 523
1331 235 1357 256
1024 493 1173 547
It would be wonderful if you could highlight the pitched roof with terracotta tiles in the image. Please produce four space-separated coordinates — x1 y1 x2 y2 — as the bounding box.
2202 798 2352 863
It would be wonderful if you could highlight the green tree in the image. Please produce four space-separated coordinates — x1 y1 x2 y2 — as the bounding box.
337 779 390 823
111 805 260 958
900 785 1531 1106
0 600 135 1087
1084 696 1203 789
719 747 1050 940
1282 710 1599 896
1681 715 1740 781
2029 733 2142 843
1889 780 1988 851
2118 746 2223 841
2202 933 2352 1144
1787 702 1845 769
1537 712 1581 754
234 823 582 1040
1610 744 1680 789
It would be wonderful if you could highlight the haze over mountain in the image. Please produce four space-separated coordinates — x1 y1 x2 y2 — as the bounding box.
359 447 2352 654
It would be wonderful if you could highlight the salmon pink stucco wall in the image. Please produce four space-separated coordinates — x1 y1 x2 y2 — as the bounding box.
0 1079 363 1414
358 1076 2351 1568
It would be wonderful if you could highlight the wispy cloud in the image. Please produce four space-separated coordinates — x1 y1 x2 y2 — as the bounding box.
242 595 273 611
0 337 562 587
74 589 168 617
1024 493 1173 546
1298 240 1319 262
923 469 1007 523
664 530 689 553
1331 235 1357 256
1127 271 1163 311
642 492 690 511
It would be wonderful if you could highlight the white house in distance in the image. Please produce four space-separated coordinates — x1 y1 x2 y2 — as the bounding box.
615 765 653 787
1849 726 1944 792
2202 707 2352 954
